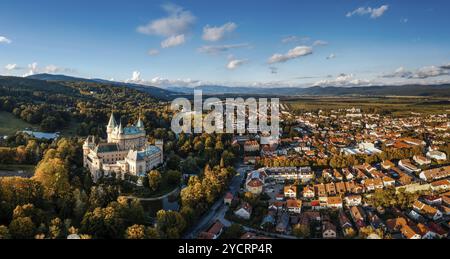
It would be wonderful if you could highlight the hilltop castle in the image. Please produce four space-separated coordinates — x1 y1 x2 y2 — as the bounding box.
83 113 163 181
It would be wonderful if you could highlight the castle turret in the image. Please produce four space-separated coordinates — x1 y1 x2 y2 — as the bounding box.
118 121 124 135
107 113 117 142
136 117 145 131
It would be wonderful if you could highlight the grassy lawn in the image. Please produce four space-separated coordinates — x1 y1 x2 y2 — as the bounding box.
0 111 34 136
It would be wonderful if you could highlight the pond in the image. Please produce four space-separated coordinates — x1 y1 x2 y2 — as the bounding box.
140 191 180 217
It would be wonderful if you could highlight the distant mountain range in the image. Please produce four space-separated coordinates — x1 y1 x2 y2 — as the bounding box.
167 84 450 97
26 73 450 98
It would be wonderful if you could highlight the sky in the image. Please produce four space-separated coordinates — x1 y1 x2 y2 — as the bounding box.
0 0 450 88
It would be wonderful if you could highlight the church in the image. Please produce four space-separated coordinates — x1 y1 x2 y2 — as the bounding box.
83 113 164 182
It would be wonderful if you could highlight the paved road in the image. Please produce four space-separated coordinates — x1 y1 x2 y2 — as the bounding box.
183 164 249 239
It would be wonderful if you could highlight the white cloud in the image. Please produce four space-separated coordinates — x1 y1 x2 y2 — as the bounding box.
198 43 250 54
313 73 372 87
267 46 313 64
401 18 409 23
326 53 336 60
383 65 450 79
346 5 389 19
161 34 185 48
202 22 237 42
149 77 202 87
127 71 142 83
313 40 328 46
226 59 247 70
23 62 39 77
4 64 20 71
137 4 196 37
148 49 160 56
0 36 11 44
281 36 310 44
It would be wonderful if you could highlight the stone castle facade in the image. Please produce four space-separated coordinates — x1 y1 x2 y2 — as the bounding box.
83 113 163 181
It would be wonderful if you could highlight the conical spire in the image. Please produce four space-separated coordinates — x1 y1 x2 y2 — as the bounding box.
136 117 144 129
118 121 124 134
107 112 117 128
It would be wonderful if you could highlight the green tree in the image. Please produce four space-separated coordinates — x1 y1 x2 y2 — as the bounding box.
9 217 35 239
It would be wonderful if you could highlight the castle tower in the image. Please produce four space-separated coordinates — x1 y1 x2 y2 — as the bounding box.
136 117 145 131
107 113 117 142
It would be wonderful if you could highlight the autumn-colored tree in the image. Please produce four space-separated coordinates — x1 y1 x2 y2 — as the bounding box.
148 170 162 192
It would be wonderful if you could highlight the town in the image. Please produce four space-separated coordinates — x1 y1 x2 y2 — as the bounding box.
196 105 450 239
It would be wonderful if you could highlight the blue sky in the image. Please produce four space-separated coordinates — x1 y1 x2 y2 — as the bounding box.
0 0 449 88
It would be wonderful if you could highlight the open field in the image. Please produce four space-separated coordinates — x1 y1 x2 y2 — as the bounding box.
283 96 450 115
0 111 34 136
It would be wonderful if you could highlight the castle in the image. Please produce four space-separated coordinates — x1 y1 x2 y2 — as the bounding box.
83 113 163 182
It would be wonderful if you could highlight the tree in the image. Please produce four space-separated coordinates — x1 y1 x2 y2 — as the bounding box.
293 224 310 238
148 170 162 192
0 225 11 239
156 210 186 239
125 224 146 239
33 157 70 198
167 170 182 186
9 217 35 239
48 217 65 239
221 224 244 239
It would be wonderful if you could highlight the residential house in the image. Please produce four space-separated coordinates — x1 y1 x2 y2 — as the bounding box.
386 217 407 234
224 192 234 205
401 225 421 239
287 199 302 214
322 221 337 239
326 196 343 209
382 176 396 187
431 179 450 191
426 150 447 161
345 195 362 207
303 186 315 199
338 210 355 237
245 170 266 195
381 160 395 170
234 202 253 220
419 166 450 182
413 155 431 166
314 183 327 197
284 185 297 198
350 206 366 229
413 200 443 220
335 182 347 195
325 183 337 196
398 159 421 174
198 220 224 239
364 178 384 191
342 168 354 180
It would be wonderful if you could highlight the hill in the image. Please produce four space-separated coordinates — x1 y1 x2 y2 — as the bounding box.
27 73 175 100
